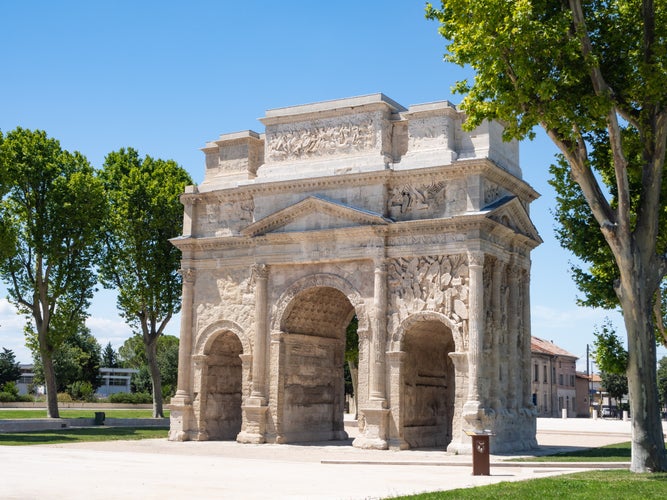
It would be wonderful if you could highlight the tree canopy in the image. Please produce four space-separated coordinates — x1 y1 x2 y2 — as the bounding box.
427 0 667 472
99 148 191 416
0 348 21 388
0 127 106 417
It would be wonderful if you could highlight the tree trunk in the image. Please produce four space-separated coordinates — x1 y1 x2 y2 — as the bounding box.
145 337 164 418
41 346 59 418
619 272 667 472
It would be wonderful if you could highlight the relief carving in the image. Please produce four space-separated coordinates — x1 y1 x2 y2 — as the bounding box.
197 196 254 237
196 269 254 336
484 181 501 206
387 182 446 218
408 117 451 149
268 120 376 161
386 255 469 339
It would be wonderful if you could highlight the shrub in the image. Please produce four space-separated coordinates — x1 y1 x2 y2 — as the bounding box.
57 392 73 402
67 381 95 401
0 391 15 402
108 392 152 404
1 381 20 398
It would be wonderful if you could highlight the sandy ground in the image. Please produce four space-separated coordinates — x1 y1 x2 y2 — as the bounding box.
0 417 659 500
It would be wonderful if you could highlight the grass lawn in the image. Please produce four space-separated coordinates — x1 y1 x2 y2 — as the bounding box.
0 409 169 419
393 470 667 499
511 441 633 462
0 427 168 445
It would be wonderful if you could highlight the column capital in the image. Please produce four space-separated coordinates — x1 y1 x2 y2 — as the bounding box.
252 263 270 280
179 268 196 284
467 251 485 268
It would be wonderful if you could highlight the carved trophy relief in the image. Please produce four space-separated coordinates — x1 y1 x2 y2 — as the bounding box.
387 182 446 219
267 120 376 161
387 255 469 336
484 180 501 206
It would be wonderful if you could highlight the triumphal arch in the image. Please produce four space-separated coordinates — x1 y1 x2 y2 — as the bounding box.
169 94 541 453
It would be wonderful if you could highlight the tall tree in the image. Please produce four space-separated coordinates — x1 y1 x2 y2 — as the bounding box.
29 323 103 394
119 334 179 398
102 342 119 368
0 128 106 417
427 0 667 473
601 371 629 416
0 348 22 387
99 148 191 417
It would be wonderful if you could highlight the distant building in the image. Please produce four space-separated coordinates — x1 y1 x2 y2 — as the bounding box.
530 337 578 417
575 372 602 417
96 367 138 397
14 364 137 398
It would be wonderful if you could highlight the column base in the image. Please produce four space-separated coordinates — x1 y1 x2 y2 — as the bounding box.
352 407 389 450
167 400 194 442
237 405 268 444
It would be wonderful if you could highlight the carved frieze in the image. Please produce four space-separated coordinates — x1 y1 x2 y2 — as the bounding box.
267 120 376 161
408 116 452 150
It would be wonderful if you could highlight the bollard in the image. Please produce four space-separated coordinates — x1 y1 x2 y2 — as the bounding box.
623 410 629 421
561 408 568 419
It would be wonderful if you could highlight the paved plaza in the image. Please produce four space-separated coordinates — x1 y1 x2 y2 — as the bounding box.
2 417 659 499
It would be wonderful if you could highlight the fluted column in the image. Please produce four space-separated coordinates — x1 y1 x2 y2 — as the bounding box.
489 259 506 412
521 268 534 409
250 264 269 404
507 264 520 411
370 262 388 403
173 268 196 404
466 251 485 405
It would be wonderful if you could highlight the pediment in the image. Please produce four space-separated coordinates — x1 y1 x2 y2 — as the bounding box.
241 195 392 237
483 196 543 244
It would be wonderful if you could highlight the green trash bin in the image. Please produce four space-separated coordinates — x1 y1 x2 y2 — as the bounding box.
94 412 105 425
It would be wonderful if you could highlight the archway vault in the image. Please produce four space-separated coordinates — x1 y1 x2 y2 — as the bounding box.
390 310 463 354
196 319 251 357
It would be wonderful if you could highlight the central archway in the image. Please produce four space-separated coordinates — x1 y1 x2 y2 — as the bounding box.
277 285 355 443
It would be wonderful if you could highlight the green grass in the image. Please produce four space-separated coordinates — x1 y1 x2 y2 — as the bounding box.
393 470 667 499
510 441 633 462
0 409 169 419
0 427 168 445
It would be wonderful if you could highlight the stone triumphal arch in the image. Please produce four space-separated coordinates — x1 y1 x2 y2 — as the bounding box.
169 94 541 453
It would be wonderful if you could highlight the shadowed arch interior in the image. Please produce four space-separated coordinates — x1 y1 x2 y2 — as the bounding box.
402 319 455 448
279 286 353 443
204 331 243 440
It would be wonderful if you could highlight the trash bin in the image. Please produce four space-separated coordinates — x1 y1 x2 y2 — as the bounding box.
94 412 105 425
466 430 494 476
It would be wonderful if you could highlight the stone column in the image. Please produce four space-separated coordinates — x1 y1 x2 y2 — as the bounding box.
168 268 196 441
463 251 485 429
489 259 506 412
506 264 519 411
173 268 196 403
370 262 388 403
249 264 269 404
192 354 208 441
521 268 534 410
238 264 269 444
386 351 408 450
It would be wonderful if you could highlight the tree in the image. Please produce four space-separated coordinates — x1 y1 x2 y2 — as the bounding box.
592 319 628 375
345 316 359 418
102 342 119 368
118 334 179 398
99 148 192 417
658 357 667 410
601 371 629 416
0 128 106 417
427 0 667 472
0 348 21 387
30 324 102 395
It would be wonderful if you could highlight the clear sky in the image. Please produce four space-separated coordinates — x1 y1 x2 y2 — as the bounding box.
1 1 663 368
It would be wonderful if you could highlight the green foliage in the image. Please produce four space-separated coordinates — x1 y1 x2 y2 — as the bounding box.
593 319 629 375
56 393 72 403
107 392 153 404
0 348 22 387
345 316 359 364
601 372 629 408
102 342 119 368
658 357 667 407
0 427 167 446
66 381 95 402
0 127 107 417
30 324 102 394
99 148 191 415
1 381 20 398
0 381 30 402
118 334 179 398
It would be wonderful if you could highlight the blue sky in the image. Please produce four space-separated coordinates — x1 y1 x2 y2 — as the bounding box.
1 1 661 368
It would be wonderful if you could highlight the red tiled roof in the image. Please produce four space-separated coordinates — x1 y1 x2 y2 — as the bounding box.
531 336 578 359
